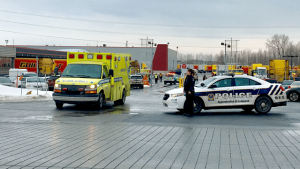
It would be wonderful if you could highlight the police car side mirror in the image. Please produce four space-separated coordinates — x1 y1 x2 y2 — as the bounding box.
109 69 114 77
209 84 217 88
201 83 205 87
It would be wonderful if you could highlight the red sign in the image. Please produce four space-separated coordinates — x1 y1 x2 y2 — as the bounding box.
15 58 67 74
182 64 187 69
193 65 198 69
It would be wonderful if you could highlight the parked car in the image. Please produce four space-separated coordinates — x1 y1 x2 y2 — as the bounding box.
288 81 300 89
282 80 294 89
286 87 300 102
47 75 60 91
23 77 47 90
13 73 38 88
130 74 144 89
0 77 14 87
164 74 178 85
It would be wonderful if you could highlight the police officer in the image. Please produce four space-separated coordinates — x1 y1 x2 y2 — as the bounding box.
154 73 158 84
183 69 195 116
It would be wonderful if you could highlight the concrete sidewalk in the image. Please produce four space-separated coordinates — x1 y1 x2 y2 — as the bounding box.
1 122 300 169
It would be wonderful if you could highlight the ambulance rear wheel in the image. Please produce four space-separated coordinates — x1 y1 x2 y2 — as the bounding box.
119 90 126 105
255 96 271 114
55 102 63 109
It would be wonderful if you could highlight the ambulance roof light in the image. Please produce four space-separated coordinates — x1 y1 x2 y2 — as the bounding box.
97 55 102 59
106 55 112 60
69 54 74 59
78 54 84 59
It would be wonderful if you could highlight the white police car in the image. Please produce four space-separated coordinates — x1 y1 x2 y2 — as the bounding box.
162 74 287 114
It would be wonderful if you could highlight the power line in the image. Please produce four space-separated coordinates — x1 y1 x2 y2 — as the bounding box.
0 19 287 40
1 9 300 29
0 29 140 45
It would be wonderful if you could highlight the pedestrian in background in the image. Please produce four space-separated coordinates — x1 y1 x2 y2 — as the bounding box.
203 75 207 81
154 73 158 84
183 69 195 117
159 73 163 82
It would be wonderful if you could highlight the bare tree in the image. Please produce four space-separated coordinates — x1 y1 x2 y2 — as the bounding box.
266 34 289 57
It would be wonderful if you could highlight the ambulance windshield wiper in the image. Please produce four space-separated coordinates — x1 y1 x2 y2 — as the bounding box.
77 75 91 78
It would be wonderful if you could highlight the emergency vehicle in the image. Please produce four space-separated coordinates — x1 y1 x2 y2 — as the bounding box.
164 73 179 85
52 52 131 109
163 74 287 114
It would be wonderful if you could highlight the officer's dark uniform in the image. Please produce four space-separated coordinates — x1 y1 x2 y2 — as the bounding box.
184 75 195 116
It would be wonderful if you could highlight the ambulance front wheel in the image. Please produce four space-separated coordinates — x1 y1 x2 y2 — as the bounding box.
254 96 272 114
96 92 105 109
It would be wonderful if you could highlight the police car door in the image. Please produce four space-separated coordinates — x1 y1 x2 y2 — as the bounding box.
233 78 260 105
206 78 234 107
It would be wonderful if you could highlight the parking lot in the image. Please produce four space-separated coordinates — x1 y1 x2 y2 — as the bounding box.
1 77 300 169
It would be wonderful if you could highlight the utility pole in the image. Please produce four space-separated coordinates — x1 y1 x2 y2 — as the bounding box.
283 55 298 71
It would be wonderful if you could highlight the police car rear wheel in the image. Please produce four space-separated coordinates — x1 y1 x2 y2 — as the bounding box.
288 92 299 102
255 96 272 114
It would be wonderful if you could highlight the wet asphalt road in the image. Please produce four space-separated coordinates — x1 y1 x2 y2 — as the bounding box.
2 76 300 169
1 79 300 129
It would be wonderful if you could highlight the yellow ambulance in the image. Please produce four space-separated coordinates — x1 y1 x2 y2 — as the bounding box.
52 52 131 109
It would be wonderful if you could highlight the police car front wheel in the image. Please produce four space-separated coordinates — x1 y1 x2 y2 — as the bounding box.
254 96 272 114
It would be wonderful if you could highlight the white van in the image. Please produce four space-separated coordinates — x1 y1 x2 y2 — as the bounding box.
9 69 28 77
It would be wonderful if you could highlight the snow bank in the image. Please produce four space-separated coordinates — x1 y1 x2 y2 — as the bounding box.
0 84 53 102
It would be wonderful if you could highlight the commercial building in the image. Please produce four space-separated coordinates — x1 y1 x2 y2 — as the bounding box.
0 44 177 75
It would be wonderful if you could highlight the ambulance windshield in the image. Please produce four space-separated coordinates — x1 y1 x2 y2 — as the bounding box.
62 64 102 78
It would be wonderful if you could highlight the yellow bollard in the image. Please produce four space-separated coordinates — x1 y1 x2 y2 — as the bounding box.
179 77 182 88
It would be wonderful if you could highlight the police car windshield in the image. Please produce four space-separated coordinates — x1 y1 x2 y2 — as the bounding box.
196 77 216 87
62 64 102 79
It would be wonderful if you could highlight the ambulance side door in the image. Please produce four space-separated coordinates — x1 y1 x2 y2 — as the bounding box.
206 78 234 107
102 65 111 100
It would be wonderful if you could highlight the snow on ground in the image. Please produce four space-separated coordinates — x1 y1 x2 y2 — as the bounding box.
0 84 53 102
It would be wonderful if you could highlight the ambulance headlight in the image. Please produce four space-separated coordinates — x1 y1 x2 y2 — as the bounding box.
90 84 96 89
54 84 61 88
171 93 185 97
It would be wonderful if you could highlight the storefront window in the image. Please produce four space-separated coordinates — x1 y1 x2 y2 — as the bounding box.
0 57 12 67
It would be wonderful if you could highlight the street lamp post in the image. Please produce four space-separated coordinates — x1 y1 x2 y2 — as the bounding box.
5 40 9 46
221 42 231 73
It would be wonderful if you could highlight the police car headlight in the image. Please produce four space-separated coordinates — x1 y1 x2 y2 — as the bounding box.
171 93 185 97
54 84 61 88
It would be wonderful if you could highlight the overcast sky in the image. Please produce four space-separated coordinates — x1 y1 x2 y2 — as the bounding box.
0 0 299 55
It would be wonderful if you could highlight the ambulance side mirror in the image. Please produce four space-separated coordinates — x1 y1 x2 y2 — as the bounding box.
209 84 217 88
109 69 114 77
